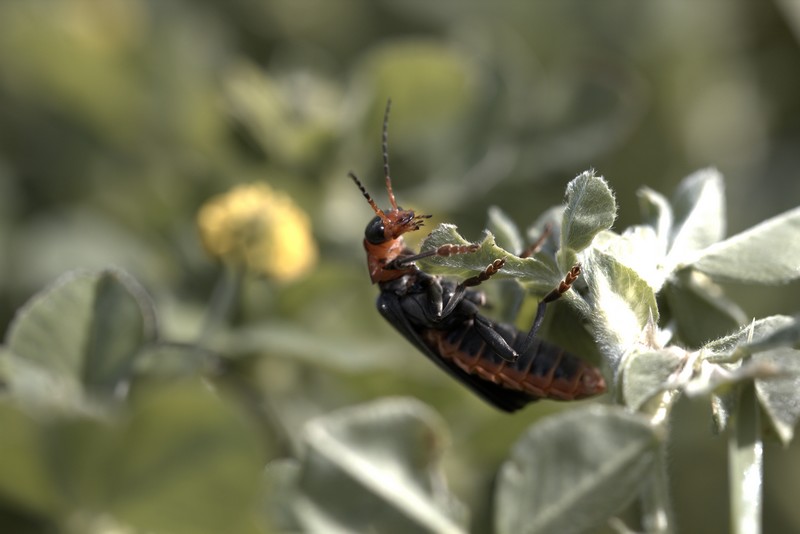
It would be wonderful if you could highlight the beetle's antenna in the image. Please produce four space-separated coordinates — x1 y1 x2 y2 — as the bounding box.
349 171 388 222
382 99 399 211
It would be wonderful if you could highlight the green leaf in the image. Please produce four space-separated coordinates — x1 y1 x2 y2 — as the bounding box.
487 205 524 255
418 224 560 293
296 397 467 534
689 206 800 284
5 269 156 397
560 170 617 259
583 249 659 371
495 405 662 534
667 168 725 264
753 348 800 445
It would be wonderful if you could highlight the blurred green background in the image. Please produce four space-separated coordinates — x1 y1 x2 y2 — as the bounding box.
2 1 800 532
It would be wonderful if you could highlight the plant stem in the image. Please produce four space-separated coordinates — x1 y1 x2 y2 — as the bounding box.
641 440 674 534
728 382 763 534
198 264 244 345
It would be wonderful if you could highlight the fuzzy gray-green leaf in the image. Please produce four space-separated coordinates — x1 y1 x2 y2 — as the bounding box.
689 206 800 284
297 398 467 534
5 269 156 398
560 171 616 255
622 350 685 412
583 249 659 371
668 168 725 263
495 405 661 534
753 348 800 445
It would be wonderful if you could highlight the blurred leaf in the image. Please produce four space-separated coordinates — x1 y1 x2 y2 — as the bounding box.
295 397 467 534
664 271 747 348
219 321 404 372
5 269 156 398
0 348 102 417
621 349 684 412
354 40 476 141
495 404 662 534
753 348 800 445
689 206 800 284
583 249 659 371
263 459 303 533
106 381 264 534
487 205 524 255
419 224 560 293
559 171 616 269
133 342 220 381
525 206 566 258
224 61 341 170
0 400 65 516
667 168 725 265
0 380 265 534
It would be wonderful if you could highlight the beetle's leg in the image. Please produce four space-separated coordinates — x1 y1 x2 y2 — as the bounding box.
517 263 581 356
519 223 552 258
473 314 519 362
390 243 479 268
440 258 505 318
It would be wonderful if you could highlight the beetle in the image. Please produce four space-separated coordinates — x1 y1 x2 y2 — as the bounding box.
349 101 605 412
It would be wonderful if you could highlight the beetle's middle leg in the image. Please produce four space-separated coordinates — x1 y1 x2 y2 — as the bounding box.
517 263 581 356
440 258 505 318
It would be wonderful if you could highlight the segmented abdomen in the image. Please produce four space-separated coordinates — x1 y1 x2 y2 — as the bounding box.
422 320 605 401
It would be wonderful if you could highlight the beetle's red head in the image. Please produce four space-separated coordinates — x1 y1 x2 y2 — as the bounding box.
349 100 431 246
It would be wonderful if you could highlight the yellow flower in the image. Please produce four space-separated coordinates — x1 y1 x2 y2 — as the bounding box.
197 183 317 281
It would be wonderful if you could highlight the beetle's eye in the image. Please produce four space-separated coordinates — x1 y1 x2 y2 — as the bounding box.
365 216 386 244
